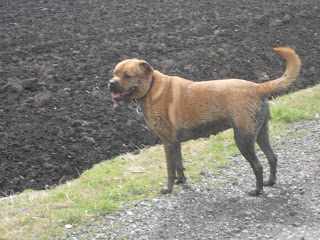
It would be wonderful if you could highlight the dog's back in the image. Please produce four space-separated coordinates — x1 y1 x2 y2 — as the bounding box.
167 47 301 140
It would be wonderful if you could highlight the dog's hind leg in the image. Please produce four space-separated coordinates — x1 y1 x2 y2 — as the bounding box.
233 128 264 196
257 120 278 186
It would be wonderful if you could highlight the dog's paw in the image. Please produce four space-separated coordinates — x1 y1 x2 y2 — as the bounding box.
263 179 276 186
160 188 172 194
248 188 263 196
174 176 187 185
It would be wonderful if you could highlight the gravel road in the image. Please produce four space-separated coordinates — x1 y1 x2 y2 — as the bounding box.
62 117 320 240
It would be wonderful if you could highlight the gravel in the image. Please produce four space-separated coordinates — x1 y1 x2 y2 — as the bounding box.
61 118 320 240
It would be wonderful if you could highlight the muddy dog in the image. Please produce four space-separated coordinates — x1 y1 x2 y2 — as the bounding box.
109 47 301 196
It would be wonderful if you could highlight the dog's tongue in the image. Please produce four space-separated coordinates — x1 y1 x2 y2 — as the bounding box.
111 92 122 99
111 87 135 99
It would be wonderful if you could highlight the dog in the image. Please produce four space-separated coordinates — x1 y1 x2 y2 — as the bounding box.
109 47 301 196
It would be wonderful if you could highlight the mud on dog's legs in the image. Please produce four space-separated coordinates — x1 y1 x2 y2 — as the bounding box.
257 120 278 186
161 141 180 194
174 143 186 185
233 128 264 196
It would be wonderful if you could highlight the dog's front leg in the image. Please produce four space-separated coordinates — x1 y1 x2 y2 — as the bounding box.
161 141 181 194
174 143 186 185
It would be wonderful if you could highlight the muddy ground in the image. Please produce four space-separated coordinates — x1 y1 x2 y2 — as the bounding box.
0 0 319 196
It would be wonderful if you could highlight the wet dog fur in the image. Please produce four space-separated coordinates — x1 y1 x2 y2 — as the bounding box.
109 47 301 196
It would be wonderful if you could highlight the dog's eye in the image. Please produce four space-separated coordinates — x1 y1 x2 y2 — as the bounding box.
124 73 131 79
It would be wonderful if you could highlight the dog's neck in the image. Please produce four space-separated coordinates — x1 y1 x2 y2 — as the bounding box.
133 72 155 117
134 72 155 101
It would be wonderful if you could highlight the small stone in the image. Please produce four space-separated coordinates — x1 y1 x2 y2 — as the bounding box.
43 162 53 169
182 184 191 190
289 211 296 216
81 136 96 145
258 72 270 82
244 211 252 216
0 132 8 140
65 224 73 229
22 78 38 91
72 120 83 127
0 77 23 93
32 91 52 107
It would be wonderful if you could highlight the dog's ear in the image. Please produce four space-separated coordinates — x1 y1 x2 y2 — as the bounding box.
139 60 153 73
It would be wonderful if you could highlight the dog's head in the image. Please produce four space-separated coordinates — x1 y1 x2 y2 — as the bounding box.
109 59 154 101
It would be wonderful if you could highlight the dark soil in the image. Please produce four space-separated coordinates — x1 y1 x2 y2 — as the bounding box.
0 0 319 196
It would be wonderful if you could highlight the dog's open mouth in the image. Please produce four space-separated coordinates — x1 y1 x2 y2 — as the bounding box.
111 87 136 100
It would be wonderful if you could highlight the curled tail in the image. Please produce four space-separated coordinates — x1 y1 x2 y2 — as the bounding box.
258 47 301 97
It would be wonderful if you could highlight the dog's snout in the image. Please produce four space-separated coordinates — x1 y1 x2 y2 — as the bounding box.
109 79 118 87
108 79 118 90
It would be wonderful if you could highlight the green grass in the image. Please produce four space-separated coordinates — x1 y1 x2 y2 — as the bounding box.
0 84 319 240
268 85 320 136
271 90 320 123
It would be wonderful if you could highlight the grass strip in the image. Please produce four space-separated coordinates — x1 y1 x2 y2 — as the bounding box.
0 84 319 240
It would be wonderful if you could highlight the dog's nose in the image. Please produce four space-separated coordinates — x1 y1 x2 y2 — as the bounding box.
108 79 118 89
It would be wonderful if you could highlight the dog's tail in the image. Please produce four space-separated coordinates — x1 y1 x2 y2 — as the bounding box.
258 47 301 97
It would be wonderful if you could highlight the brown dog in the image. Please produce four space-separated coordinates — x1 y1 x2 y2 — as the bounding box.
109 47 301 196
